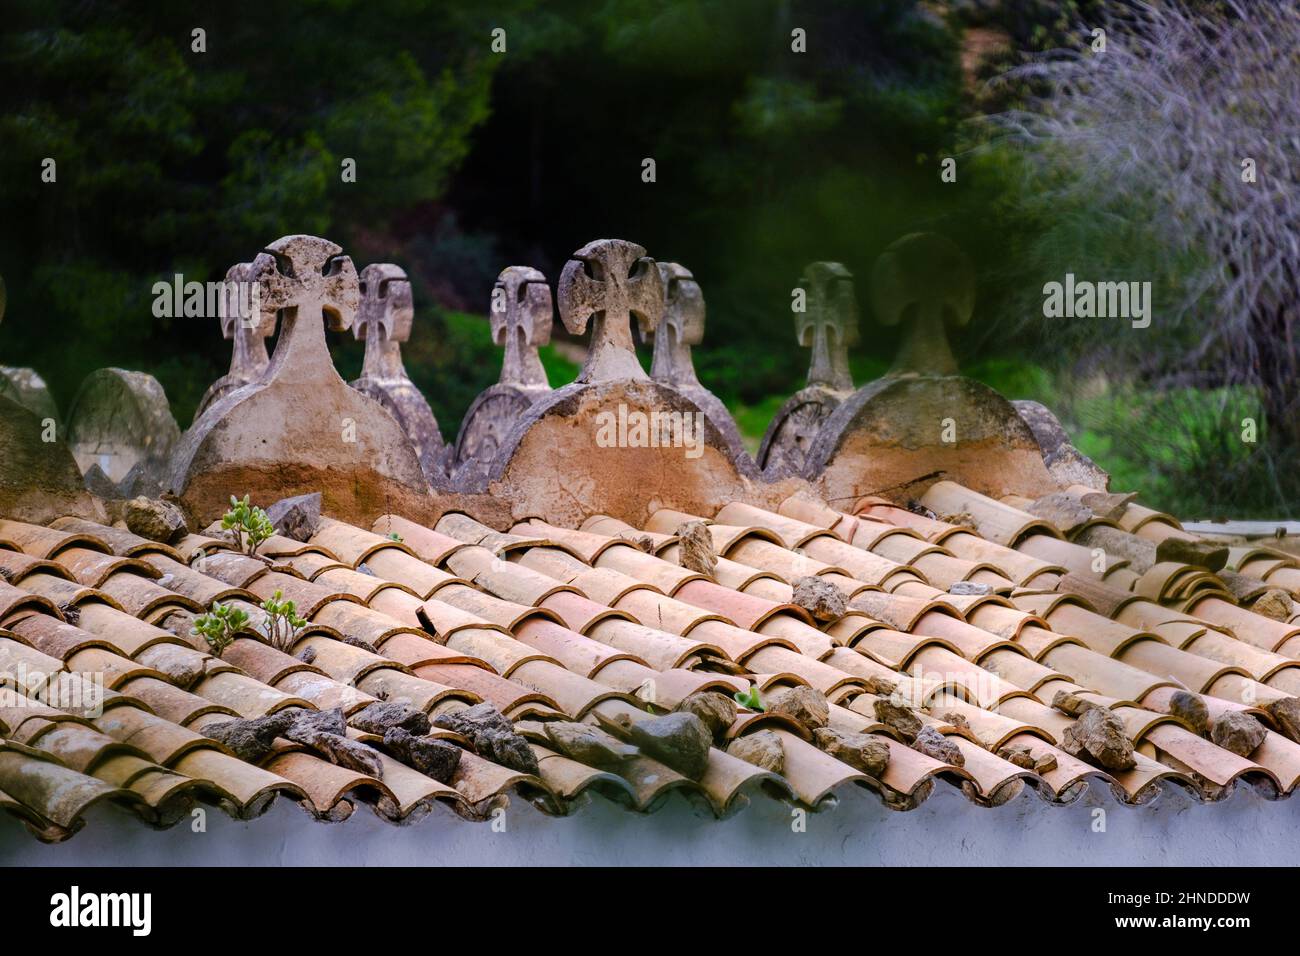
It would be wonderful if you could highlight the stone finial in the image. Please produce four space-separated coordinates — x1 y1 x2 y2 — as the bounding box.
450 266 554 482
649 262 704 388
349 263 446 484
756 262 858 476
221 257 278 358
258 234 360 382
797 262 858 392
354 263 414 378
647 262 754 474
491 265 552 388
871 232 974 375
194 257 280 422
557 239 663 383
170 235 427 522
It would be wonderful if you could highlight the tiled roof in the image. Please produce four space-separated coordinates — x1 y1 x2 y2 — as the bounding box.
4 481 1300 842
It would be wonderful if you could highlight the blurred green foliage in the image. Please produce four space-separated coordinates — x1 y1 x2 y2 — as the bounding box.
0 0 1288 518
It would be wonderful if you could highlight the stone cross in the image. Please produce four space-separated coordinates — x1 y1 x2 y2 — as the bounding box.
755 261 858 477
170 234 428 522
491 265 552 388
193 257 279 421
797 261 858 391
871 232 974 376
257 234 360 386
221 257 278 378
350 263 446 483
354 263 414 380
649 262 704 388
557 238 663 383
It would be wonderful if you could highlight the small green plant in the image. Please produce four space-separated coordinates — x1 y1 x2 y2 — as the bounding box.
192 601 250 658
387 531 403 542
734 686 764 711
260 589 307 652
221 494 274 555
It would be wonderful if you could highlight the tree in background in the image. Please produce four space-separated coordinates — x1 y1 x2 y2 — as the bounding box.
986 1 1300 515
0 0 508 416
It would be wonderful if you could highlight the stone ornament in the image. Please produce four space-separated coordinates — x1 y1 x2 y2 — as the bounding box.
557 238 664 383
757 261 858 477
466 239 755 526
193 257 279 422
649 261 753 473
349 263 447 485
871 232 974 376
66 368 181 494
452 266 553 478
170 234 427 523
797 235 1056 501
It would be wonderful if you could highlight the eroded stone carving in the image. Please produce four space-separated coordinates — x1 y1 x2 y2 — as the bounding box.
649 262 752 473
349 263 446 485
871 232 974 376
557 238 663 383
170 234 427 523
193 258 279 422
452 265 553 480
757 262 858 477
66 368 181 492
470 239 757 526
798 235 1056 501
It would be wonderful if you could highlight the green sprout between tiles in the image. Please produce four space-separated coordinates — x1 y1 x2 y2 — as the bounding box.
221 494 274 555
192 601 249 659
260 589 307 652
388 532 403 542
734 686 764 711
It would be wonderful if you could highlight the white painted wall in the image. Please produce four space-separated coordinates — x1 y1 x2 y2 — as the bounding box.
2 783 1293 866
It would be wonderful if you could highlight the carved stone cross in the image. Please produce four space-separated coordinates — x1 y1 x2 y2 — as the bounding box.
557 238 663 383
797 261 858 391
170 235 427 522
194 257 280 421
492 265 552 388
222 257 278 374
354 263 414 380
257 234 360 386
649 262 704 388
755 261 858 477
871 232 974 376
350 263 446 483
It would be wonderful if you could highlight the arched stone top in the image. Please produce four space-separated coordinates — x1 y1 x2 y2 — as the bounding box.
66 368 180 485
805 374 1058 505
171 235 427 524
478 378 782 528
